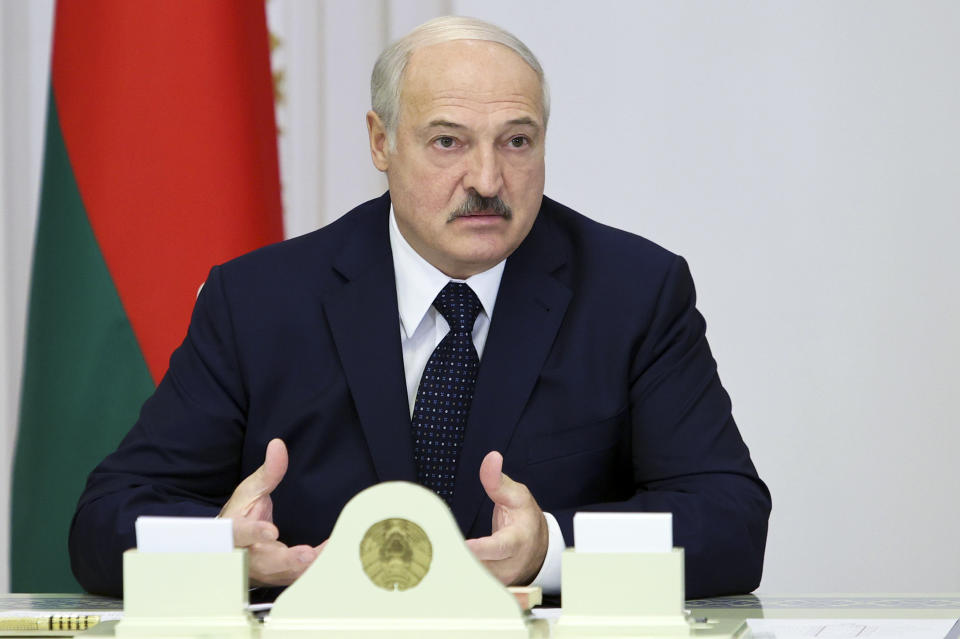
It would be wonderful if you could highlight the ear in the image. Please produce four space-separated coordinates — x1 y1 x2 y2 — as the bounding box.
366 110 390 172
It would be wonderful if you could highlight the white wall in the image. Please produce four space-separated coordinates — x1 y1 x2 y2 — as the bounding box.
451 0 960 593
0 0 55 594
3 0 958 594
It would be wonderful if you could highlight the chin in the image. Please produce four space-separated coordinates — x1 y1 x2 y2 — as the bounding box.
468 243 511 262
446 249 507 277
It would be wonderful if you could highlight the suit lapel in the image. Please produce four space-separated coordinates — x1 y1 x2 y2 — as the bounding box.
323 196 416 483
322 195 573 520
451 209 572 532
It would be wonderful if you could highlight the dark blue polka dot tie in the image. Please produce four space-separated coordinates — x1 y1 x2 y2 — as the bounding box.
411 282 483 503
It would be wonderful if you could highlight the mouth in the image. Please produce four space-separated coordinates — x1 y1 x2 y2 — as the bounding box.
456 209 504 217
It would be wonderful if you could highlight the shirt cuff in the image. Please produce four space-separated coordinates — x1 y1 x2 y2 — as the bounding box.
528 511 564 594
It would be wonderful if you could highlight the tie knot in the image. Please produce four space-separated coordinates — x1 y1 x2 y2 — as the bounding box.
433 282 482 332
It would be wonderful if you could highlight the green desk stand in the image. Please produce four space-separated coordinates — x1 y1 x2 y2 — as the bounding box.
264 481 533 639
554 548 751 639
115 548 257 639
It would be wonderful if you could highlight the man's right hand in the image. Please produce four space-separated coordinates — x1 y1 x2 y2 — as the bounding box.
218 438 322 586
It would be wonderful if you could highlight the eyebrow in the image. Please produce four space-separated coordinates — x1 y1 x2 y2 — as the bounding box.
505 117 540 129
426 119 466 130
423 117 542 132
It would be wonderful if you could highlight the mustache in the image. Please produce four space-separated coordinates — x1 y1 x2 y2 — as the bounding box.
447 192 512 221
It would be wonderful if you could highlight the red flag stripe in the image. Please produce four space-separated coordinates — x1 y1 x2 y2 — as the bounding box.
51 0 284 384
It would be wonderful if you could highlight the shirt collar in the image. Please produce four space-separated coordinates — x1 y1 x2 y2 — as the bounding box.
389 206 505 339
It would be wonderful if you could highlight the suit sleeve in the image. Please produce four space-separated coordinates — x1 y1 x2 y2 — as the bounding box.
69 265 248 596
551 255 771 598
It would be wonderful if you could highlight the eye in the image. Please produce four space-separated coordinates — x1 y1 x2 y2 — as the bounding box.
509 135 529 148
434 136 456 149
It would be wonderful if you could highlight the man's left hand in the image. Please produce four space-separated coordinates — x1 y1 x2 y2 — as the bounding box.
466 451 549 586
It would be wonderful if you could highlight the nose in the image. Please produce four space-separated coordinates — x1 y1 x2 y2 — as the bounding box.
463 145 503 197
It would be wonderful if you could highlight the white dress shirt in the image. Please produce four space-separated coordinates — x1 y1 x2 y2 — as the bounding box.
389 208 563 593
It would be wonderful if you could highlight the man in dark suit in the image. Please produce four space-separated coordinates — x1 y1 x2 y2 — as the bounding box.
70 16 770 598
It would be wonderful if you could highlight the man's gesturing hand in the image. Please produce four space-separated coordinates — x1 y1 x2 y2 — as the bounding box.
465 451 549 586
218 438 321 586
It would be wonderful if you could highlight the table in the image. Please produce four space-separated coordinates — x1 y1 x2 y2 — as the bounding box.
689 593 960 619
2 593 959 638
686 594 960 639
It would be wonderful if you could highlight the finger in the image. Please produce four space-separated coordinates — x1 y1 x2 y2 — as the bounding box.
287 544 318 566
466 530 515 562
468 535 540 587
231 518 279 548
248 541 318 587
315 539 329 553
478 450 527 508
249 438 289 500
465 537 514 585
222 439 289 517
478 450 503 492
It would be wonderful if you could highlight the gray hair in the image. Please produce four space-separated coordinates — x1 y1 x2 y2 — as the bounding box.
371 16 550 147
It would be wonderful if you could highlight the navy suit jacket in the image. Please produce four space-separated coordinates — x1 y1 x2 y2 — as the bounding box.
70 193 770 598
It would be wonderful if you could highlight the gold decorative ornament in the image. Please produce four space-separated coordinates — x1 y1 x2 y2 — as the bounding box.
359 518 432 591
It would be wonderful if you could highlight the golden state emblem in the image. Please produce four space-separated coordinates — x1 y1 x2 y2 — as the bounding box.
359 518 433 591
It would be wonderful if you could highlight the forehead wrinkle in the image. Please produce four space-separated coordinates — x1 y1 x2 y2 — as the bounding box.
428 92 539 107
416 96 542 121
405 86 538 111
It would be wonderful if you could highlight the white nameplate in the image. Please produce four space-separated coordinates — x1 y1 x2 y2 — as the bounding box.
573 512 672 553
135 516 233 553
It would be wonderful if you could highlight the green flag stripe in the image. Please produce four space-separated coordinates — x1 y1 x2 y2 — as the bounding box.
11 92 155 592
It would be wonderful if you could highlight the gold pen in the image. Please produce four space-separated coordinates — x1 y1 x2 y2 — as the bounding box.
0 616 100 632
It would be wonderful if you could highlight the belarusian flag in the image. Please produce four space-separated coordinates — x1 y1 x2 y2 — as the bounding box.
12 0 284 591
